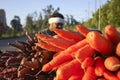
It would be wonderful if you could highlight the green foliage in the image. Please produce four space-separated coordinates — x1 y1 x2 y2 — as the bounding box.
84 0 120 30
5 1 120 38
24 14 35 33
10 15 23 32
34 18 43 32
41 5 60 30
64 25 76 31
108 0 120 26
2 27 25 39
23 4 80 33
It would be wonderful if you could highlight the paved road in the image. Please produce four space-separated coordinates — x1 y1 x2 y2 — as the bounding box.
0 36 27 51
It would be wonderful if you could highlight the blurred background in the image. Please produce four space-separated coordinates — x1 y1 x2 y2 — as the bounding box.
0 0 120 50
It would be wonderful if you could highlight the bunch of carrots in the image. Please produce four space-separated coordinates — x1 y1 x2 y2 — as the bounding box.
35 24 120 80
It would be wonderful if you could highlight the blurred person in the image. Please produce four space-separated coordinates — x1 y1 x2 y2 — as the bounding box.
42 12 64 36
0 23 3 53
0 23 4 38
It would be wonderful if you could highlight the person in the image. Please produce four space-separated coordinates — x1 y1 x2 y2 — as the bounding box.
0 23 4 38
0 50 2 54
42 12 64 36
0 23 4 53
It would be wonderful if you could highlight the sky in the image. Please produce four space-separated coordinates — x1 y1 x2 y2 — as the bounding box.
0 0 108 26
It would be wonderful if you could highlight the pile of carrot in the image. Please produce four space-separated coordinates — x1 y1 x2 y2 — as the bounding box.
35 24 120 80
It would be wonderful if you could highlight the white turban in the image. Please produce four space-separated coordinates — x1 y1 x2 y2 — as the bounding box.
48 17 64 24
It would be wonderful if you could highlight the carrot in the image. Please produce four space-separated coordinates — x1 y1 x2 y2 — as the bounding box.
44 37 76 50
75 44 95 63
82 66 97 80
54 28 85 42
21 58 40 69
76 24 90 37
54 39 88 57
68 73 84 80
2 67 17 74
36 33 52 39
104 56 120 71
104 25 120 45
52 59 72 71
94 56 105 76
53 34 59 38
55 59 84 80
81 57 94 69
117 70 120 79
18 67 31 77
40 50 54 65
42 54 73 72
86 31 113 56
97 78 107 80
36 33 76 50
116 42 120 57
35 42 63 52
103 70 119 80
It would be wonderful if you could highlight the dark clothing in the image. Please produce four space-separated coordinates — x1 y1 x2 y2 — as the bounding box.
42 29 56 36
0 50 2 54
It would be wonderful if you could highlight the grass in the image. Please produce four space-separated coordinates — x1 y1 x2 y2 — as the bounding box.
1 32 26 39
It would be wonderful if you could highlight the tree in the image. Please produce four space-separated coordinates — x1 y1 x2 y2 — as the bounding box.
100 3 110 28
70 15 79 25
35 12 44 32
10 16 23 32
41 4 60 29
66 15 70 25
108 0 120 26
24 14 34 33
83 0 120 30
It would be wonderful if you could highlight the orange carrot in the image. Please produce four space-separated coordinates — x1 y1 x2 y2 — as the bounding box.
104 56 120 71
116 42 120 57
35 42 63 52
104 25 120 45
86 31 113 56
75 44 95 63
53 34 60 38
44 37 76 50
52 59 72 71
54 28 85 42
36 33 52 39
76 24 90 37
117 70 120 79
82 66 97 80
42 54 73 72
68 72 84 80
36 33 76 50
54 39 88 57
97 78 107 80
94 56 105 77
103 70 119 80
81 57 94 69
55 59 84 80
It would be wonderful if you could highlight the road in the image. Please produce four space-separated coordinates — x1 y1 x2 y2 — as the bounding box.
0 36 27 51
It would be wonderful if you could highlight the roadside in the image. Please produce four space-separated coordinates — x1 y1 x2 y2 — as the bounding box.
0 36 27 51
